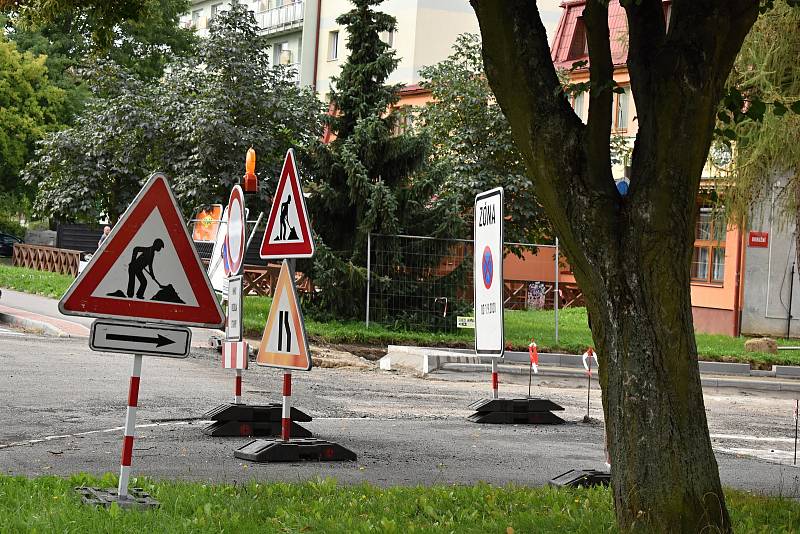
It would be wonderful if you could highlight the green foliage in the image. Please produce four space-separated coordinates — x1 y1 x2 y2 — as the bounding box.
0 475 797 533
418 34 552 246
9 0 150 49
0 35 67 196
6 0 196 83
24 1 321 223
306 0 431 319
721 0 800 229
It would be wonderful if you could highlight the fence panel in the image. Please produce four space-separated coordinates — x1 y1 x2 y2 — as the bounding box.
367 234 583 334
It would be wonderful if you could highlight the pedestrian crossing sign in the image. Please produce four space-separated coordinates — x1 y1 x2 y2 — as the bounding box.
256 260 311 371
259 149 315 260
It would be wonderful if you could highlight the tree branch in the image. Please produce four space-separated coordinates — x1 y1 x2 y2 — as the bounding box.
583 1 614 190
470 0 618 276
623 0 667 118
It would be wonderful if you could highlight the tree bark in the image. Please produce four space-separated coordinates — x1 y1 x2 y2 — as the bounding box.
470 1 760 532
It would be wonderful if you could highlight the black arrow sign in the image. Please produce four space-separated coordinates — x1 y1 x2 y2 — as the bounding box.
106 333 175 348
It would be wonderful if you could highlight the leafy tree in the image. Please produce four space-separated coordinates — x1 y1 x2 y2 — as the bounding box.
164 1 321 209
469 0 763 531
5 0 196 103
25 1 320 223
0 35 66 196
6 0 150 48
418 33 551 246
722 1 800 261
304 0 432 317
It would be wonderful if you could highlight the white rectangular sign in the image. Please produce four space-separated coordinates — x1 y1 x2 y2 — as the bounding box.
457 316 475 329
226 275 243 341
90 320 191 358
474 187 504 357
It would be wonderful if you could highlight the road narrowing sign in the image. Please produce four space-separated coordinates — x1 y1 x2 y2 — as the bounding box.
59 173 225 328
256 260 312 371
90 320 191 358
474 187 504 357
259 149 315 259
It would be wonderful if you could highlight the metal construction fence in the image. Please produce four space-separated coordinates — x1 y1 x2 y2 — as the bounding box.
366 233 580 337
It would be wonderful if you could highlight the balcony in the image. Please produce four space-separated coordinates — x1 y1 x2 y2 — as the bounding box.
256 1 304 35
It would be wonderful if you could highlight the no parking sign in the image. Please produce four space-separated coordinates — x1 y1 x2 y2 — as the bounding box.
474 187 504 357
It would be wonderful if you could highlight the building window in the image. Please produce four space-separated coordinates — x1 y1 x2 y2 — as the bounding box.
392 107 416 135
274 41 291 65
328 30 339 60
691 208 726 284
614 86 630 131
192 9 203 27
571 91 586 123
567 17 588 60
381 29 395 47
210 3 223 19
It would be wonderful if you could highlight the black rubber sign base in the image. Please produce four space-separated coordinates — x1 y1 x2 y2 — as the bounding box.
234 438 357 463
467 398 566 425
75 487 159 509
202 403 312 437
549 469 611 488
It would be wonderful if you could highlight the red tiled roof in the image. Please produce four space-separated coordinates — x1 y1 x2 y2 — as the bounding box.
551 0 664 71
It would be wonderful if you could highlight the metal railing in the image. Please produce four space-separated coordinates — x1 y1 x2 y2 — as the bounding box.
255 1 304 33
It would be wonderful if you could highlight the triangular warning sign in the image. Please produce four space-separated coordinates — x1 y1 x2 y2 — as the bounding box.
256 260 311 371
259 149 315 259
59 173 225 328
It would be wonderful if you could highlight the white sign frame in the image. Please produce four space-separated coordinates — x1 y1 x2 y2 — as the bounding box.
474 187 504 357
90 320 191 358
226 275 243 341
224 185 246 276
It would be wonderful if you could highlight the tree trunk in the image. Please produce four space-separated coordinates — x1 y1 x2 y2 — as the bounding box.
469 1 761 531
585 208 729 532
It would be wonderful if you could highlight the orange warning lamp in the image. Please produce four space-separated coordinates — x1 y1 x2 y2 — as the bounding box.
243 147 258 193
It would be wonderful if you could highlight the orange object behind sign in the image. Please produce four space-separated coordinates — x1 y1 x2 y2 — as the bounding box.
192 205 223 242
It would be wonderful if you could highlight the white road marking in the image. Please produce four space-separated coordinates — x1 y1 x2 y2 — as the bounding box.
0 421 197 450
711 433 795 444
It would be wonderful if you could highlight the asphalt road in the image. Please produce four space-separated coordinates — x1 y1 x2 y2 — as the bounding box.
1 331 798 495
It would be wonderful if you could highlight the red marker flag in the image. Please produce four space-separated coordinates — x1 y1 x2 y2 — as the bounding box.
528 339 539 374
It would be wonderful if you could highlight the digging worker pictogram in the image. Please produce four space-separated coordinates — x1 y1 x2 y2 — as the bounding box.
127 239 164 299
279 195 291 240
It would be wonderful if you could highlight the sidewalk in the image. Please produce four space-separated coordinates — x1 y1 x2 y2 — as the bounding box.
0 289 218 347
380 345 800 393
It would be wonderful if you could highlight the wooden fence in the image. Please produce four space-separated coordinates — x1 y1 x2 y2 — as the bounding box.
12 243 81 276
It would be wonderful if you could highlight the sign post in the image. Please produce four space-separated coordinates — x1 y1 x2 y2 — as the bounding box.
582 348 598 421
203 152 314 439
61 172 224 508
234 149 355 463
467 187 565 426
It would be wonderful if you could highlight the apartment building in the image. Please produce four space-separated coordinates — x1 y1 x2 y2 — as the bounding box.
182 0 482 93
180 0 318 84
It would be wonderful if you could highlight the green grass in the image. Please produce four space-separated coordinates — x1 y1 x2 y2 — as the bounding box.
0 474 797 533
0 265 797 365
0 264 74 299
243 295 800 366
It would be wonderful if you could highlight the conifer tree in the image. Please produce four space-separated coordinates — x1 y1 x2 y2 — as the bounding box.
306 0 433 317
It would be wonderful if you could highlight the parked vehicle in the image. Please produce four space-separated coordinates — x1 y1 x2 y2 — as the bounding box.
0 232 23 257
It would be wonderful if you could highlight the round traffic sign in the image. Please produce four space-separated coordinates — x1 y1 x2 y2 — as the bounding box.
481 246 493 289
224 185 246 276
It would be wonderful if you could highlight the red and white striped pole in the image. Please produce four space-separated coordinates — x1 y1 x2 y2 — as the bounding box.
491 358 499 399
281 372 292 441
118 353 142 499
234 369 243 404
